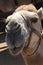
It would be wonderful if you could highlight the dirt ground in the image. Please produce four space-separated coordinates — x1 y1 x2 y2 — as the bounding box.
0 49 25 65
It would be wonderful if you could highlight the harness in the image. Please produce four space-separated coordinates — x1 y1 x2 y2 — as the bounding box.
21 14 41 56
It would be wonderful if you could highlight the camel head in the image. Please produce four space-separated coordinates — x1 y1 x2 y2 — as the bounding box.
5 10 42 56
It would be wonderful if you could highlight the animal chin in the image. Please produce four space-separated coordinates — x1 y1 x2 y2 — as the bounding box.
9 42 25 56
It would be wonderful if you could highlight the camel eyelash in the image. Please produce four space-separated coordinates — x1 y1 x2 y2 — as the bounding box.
30 18 38 23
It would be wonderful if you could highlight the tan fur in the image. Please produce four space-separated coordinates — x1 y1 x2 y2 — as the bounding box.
16 4 43 19
6 4 42 65
15 4 41 56
15 4 37 13
15 4 42 65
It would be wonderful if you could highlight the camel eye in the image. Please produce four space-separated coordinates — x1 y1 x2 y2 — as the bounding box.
31 18 38 23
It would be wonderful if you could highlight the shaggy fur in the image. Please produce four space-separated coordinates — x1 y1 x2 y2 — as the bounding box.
5 4 42 65
15 4 43 28
5 10 42 54
15 4 37 13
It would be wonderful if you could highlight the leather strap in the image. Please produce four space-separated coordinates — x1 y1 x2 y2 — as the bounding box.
21 14 41 56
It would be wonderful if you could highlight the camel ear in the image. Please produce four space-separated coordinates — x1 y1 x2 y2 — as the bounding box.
37 7 43 18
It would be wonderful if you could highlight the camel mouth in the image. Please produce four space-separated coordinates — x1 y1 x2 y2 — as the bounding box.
5 25 29 56
9 42 25 56
6 25 27 56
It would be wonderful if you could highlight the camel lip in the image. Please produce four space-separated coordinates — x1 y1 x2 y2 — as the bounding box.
9 42 25 56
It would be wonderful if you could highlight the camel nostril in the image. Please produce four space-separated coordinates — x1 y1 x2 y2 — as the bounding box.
14 22 18 27
14 22 20 28
10 22 20 30
5 21 21 33
12 22 21 31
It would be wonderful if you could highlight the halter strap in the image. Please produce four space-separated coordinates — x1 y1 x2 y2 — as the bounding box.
21 13 41 56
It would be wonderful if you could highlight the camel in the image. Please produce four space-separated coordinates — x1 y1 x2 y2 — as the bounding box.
5 3 43 65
